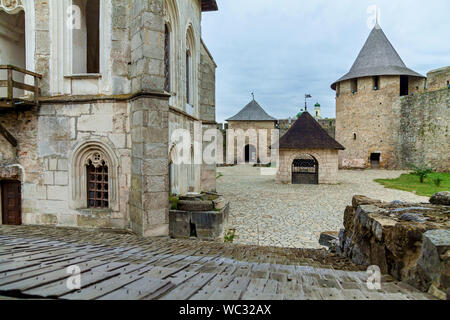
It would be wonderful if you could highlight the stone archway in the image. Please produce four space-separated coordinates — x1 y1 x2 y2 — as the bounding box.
291 154 319 185
244 144 256 163
69 139 119 211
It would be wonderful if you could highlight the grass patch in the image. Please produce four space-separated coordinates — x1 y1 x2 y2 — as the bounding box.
375 172 450 197
169 195 179 210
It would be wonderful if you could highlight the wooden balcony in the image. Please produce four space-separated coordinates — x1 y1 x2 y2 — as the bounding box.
0 65 42 112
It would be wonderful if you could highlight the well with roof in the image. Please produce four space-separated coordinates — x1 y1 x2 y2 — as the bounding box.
276 112 345 185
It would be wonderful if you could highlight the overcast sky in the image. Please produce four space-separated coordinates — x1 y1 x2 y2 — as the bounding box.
201 0 450 123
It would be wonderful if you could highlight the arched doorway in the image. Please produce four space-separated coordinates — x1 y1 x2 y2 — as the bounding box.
244 144 256 163
292 155 319 185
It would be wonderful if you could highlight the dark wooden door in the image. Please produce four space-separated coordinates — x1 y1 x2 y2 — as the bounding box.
1 181 22 225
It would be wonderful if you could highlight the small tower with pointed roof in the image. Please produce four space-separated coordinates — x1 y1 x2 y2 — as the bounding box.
332 22 425 169
226 96 277 164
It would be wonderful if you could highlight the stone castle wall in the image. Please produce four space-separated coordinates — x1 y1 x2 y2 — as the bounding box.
426 66 450 92
395 89 450 172
336 75 402 169
336 69 449 171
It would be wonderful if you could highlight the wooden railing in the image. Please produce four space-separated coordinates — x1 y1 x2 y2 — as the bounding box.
0 65 42 108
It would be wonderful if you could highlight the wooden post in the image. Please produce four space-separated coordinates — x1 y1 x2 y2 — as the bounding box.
0 123 18 147
34 75 39 105
7 67 13 104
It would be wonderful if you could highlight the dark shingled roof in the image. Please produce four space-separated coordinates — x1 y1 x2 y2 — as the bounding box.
226 99 277 122
201 0 218 12
279 112 345 150
331 24 424 90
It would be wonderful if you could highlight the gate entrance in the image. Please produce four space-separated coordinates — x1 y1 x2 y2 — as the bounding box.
292 155 318 185
1 181 22 225
244 144 256 163
370 153 381 169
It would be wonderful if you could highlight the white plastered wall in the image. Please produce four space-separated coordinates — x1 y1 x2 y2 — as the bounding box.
49 0 112 96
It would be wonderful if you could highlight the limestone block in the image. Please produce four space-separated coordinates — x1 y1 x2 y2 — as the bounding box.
54 171 69 186
47 186 69 201
78 115 113 132
71 78 100 95
109 133 127 149
43 171 54 185
57 159 69 171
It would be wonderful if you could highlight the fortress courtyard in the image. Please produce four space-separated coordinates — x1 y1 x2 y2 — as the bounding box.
217 166 429 249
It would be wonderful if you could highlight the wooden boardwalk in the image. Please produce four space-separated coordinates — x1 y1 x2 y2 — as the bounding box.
0 225 433 300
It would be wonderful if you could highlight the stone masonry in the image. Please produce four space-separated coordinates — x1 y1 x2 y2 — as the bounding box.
276 149 339 185
0 0 218 236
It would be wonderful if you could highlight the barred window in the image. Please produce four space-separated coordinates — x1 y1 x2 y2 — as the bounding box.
86 154 109 209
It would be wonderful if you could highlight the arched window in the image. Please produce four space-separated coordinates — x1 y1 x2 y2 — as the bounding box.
185 26 196 111
86 152 109 208
164 0 179 104
164 23 171 92
70 140 119 210
72 0 100 74
169 146 178 195
186 47 192 104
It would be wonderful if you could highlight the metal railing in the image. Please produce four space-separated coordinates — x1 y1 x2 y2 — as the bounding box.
0 65 42 108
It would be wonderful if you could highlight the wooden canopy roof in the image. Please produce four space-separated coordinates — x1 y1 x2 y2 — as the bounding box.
279 112 345 150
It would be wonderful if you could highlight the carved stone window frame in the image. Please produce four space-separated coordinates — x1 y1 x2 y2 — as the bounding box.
69 140 119 211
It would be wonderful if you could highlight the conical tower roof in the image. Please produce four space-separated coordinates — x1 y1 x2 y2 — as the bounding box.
279 112 345 150
331 24 424 90
226 99 276 122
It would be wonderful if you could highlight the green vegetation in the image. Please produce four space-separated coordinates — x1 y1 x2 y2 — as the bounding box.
409 164 433 183
224 229 236 243
375 172 450 197
169 195 179 210
216 172 224 179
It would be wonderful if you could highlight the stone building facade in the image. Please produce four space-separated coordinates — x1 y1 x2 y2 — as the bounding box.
0 0 219 236
333 23 449 171
226 99 277 164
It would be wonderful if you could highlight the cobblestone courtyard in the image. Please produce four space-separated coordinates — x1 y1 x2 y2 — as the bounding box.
217 166 429 249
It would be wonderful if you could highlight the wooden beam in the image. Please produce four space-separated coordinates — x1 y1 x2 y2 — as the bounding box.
0 123 17 147
12 80 36 93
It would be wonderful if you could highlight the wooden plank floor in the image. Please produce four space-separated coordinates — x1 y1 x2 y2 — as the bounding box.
0 225 434 300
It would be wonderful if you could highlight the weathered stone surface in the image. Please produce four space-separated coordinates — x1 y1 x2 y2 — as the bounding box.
178 200 214 212
319 231 339 248
408 229 450 300
338 195 450 299
169 202 229 241
430 192 450 206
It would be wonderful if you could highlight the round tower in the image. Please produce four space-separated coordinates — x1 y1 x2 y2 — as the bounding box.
331 23 425 169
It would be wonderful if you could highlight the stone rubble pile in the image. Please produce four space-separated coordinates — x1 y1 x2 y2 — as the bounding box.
336 193 449 300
